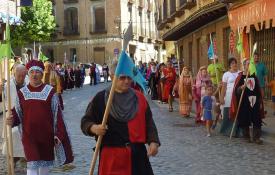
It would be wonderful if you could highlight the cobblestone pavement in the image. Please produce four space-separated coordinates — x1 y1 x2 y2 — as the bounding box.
1 83 275 175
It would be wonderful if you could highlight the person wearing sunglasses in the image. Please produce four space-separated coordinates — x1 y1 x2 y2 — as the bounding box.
81 60 160 175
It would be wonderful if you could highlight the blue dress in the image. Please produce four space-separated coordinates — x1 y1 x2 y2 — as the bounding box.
201 96 215 121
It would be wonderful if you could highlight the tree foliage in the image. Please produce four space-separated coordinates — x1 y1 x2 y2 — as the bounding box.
12 0 56 46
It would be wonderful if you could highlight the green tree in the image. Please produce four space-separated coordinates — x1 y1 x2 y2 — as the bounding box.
12 0 56 46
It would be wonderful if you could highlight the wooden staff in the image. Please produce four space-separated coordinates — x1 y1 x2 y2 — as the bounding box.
229 70 249 139
5 58 15 175
1 60 12 174
230 41 257 140
89 76 118 175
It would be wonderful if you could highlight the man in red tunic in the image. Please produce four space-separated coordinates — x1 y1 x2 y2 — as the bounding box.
6 60 73 175
163 61 176 112
81 60 160 175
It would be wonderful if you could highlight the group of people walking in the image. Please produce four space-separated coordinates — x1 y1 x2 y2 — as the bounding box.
147 53 273 143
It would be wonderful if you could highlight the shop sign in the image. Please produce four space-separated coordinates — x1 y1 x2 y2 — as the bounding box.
228 0 275 31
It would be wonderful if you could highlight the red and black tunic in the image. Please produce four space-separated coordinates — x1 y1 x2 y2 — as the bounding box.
81 89 160 175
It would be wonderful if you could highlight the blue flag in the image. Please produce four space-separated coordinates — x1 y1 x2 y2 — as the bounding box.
21 0 32 6
115 51 147 91
208 42 214 60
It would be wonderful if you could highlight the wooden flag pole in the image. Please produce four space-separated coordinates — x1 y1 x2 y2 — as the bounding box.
0 60 12 175
230 39 256 140
5 58 15 175
89 76 118 175
229 71 249 139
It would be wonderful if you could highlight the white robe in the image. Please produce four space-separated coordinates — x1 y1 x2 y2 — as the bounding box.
1 76 28 157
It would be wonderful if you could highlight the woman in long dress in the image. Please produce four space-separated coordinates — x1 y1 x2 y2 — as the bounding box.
179 66 193 117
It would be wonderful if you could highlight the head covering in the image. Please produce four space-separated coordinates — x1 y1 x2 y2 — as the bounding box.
105 86 138 122
26 60 44 74
195 66 211 88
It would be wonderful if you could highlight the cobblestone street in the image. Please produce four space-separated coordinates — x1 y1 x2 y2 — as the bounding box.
1 83 275 175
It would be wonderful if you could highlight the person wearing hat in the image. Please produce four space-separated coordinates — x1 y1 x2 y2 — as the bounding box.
6 60 73 175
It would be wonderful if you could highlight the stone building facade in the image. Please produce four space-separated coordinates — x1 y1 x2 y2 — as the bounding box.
41 0 162 65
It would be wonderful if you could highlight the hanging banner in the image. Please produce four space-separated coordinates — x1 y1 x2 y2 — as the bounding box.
229 31 235 54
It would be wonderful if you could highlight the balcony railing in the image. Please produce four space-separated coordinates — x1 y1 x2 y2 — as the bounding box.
63 0 78 3
63 26 80 36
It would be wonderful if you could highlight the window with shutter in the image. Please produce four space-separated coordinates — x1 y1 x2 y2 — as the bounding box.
64 7 79 35
94 7 105 32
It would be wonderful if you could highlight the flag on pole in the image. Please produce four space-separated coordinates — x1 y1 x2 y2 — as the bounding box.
115 51 147 91
20 0 33 6
249 43 257 76
236 29 243 55
115 22 147 91
38 45 49 62
122 22 133 51
208 41 214 60
0 19 12 60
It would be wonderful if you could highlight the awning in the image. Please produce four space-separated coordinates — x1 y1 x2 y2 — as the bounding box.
228 0 275 33
0 12 22 25
162 2 227 41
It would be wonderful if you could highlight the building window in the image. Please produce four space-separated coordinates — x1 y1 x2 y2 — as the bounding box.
188 42 192 69
170 0 176 15
70 48 77 63
64 7 79 35
148 13 151 38
163 0 167 20
94 7 105 32
139 11 143 36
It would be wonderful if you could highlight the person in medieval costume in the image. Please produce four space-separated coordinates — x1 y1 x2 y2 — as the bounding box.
81 60 160 175
6 60 74 175
178 66 193 117
230 59 265 144
2 64 28 169
43 61 64 110
162 61 176 112
74 66 82 88
148 62 158 100
67 66 75 90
